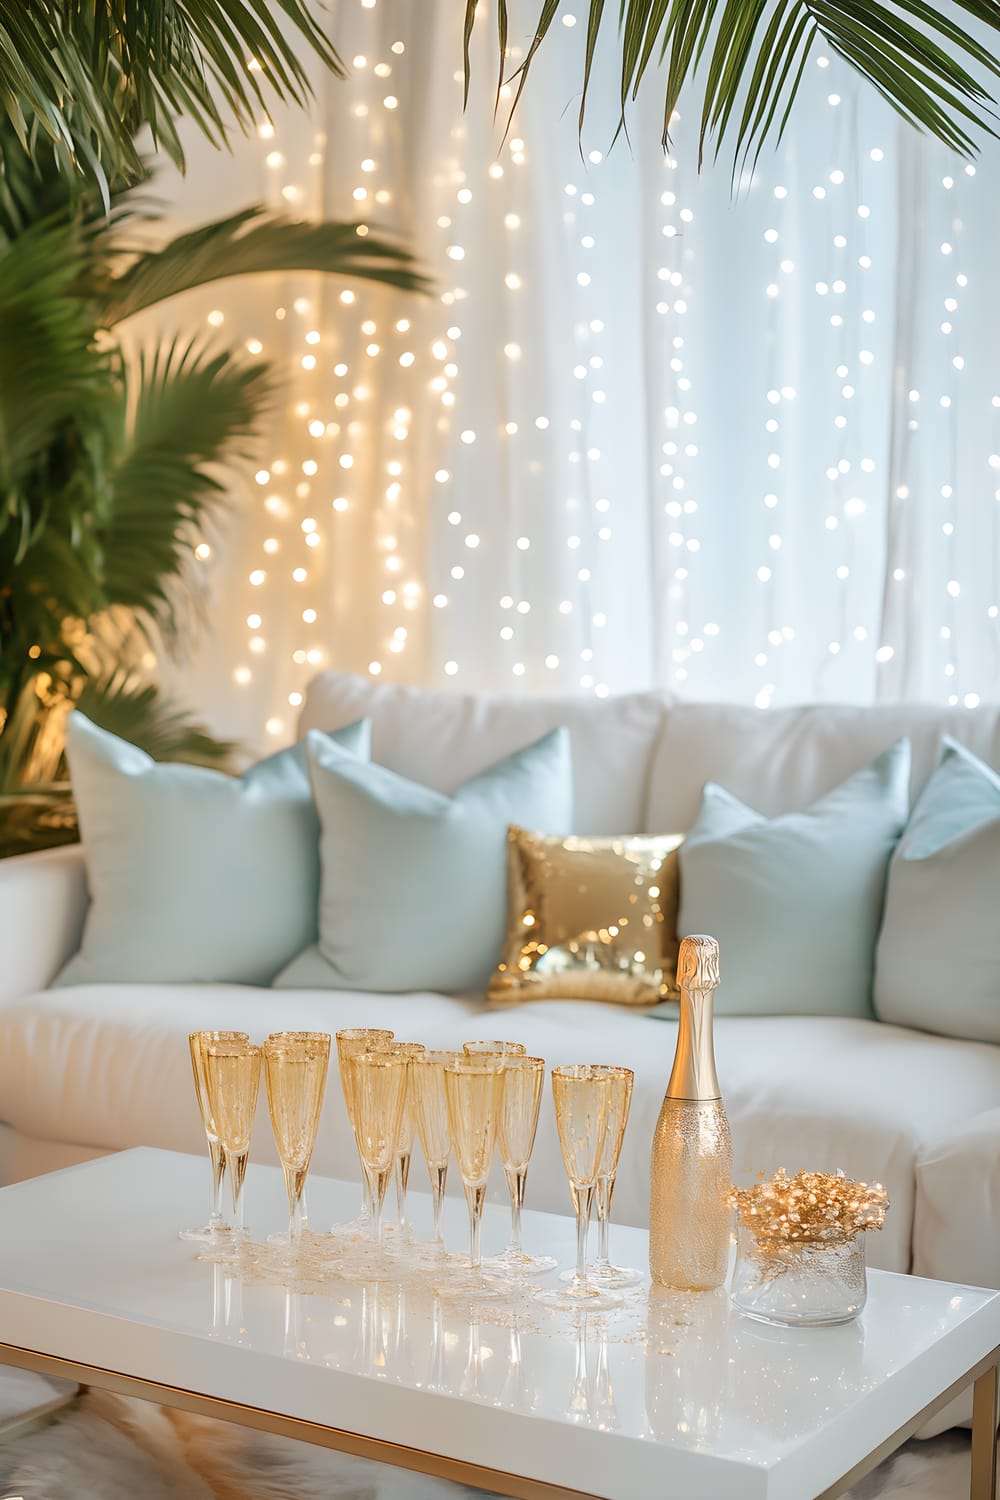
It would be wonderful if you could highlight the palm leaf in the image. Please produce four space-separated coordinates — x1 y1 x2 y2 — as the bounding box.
75 672 236 767
0 218 111 550
97 208 431 325
99 338 271 628
0 2 344 186
467 0 1000 161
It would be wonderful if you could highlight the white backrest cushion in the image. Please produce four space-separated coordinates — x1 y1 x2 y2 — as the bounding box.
300 672 667 835
646 701 1000 832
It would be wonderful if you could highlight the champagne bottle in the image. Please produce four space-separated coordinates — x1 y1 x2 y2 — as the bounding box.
649 934 733 1290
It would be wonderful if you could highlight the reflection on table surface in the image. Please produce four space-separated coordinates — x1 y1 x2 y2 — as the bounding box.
0 1147 992 1471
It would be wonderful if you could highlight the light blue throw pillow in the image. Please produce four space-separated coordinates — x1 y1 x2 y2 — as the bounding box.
875 739 1000 1042
677 740 911 1017
274 727 573 994
57 714 370 987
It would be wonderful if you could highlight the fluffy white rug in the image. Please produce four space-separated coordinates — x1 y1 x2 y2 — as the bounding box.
0 1382 975 1499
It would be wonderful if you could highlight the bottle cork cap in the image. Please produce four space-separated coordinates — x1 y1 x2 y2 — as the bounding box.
676 934 720 991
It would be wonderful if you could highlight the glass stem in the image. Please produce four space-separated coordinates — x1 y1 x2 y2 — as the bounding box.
228 1149 249 1236
431 1162 447 1244
283 1163 306 1247
506 1165 527 1256
596 1172 614 1269
575 1183 595 1284
430 1295 445 1388
369 1165 391 1264
354 1129 372 1221
209 1136 226 1227
569 1316 590 1418
394 1148 411 1227
466 1182 488 1270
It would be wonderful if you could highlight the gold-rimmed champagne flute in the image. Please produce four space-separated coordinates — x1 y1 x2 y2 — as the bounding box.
202 1039 262 1245
264 1032 330 1251
181 1029 249 1242
267 1030 332 1234
351 1049 409 1276
463 1040 527 1057
440 1056 507 1298
335 1027 394 1227
411 1050 462 1251
536 1065 621 1310
484 1055 556 1277
587 1065 641 1289
387 1042 425 1237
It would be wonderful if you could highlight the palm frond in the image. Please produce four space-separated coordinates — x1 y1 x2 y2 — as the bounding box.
75 672 236 767
468 0 1000 161
0 218 111 546
0 2 344 186
98 208 431 325
100 339 271 628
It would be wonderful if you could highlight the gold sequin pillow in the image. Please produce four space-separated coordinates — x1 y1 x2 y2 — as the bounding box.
488 826 685 1007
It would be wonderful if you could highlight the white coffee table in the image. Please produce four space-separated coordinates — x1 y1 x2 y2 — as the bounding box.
0 1148 996 1500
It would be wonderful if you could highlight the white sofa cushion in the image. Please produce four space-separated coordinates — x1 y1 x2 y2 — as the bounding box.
299 671 667 836
3 987 999 1278
875 740 1000 1044
646 701 1000 833
282 727 573 993
58 714 370 988
677 742 910 1017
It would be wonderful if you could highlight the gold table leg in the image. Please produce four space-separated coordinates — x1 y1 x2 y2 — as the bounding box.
971 1363 1000 1500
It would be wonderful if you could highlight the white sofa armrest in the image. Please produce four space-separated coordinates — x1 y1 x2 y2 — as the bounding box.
912 1104 1000 1435
913 1104 1000 1291
0 845 88 1006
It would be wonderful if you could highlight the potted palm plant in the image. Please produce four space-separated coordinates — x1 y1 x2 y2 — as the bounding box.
0 4 429 854
0 144 426 852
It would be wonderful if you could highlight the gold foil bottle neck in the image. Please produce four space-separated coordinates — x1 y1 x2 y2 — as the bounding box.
675 933 720 992
665 934 721 1103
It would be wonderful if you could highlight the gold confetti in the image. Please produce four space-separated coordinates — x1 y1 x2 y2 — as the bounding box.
730 1167 888 1253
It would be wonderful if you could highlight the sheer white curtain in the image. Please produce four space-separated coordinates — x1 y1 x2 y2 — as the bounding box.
153 0 1000 751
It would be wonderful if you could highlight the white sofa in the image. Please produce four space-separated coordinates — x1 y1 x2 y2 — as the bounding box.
2 674 999 1308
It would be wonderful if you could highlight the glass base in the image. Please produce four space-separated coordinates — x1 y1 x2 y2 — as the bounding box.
342 1258 405 1283
484 1248 558 1277
327 1215 372 1239
404 1237 461 1269
561 1261 643 1289
536 1278 622 1312
179 1221 230 1244
432 1269 510 1301
195 1226 254 1267
735 1304 861 1328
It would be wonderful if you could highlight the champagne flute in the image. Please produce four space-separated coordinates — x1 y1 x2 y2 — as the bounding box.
463 1040 527 1057
351 1049 409 1276
267 1030 332 1234
202 1038 262 1246
264 1033 330 1251
387 1041 425 1237
335 1027 394 1228
484 1055 556 1277
586 1065 641 1289
440 1056 507 1299
411 1049 462 1252
536 1065 621 1310
181 1029 249 1242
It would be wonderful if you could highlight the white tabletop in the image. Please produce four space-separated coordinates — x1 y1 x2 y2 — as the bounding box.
0 1148 997 1500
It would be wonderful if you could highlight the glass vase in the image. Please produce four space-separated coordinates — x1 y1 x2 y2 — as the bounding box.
731 1221 867 1327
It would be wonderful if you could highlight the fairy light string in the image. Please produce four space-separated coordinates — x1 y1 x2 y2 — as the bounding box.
177 3 998 747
